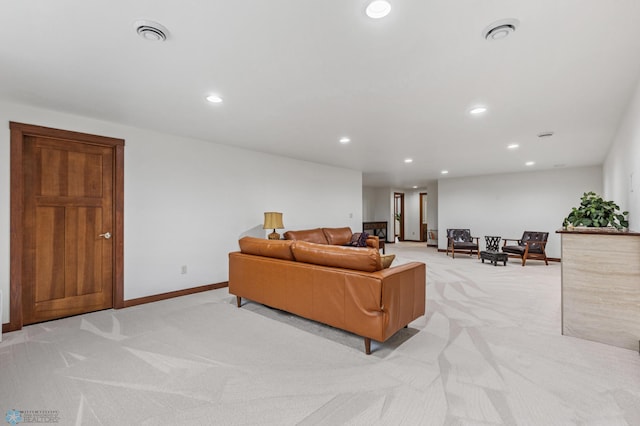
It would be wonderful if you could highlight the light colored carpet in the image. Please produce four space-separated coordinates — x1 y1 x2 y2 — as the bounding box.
1 243 639 425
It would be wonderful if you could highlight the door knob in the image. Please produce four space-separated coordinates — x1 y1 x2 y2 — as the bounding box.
99 232 111 239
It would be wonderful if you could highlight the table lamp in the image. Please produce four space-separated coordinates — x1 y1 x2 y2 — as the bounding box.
263 212 284 240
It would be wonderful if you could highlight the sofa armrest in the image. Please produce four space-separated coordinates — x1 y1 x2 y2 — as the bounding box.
378 262 426 339
366 235 379 250
502 238 522 246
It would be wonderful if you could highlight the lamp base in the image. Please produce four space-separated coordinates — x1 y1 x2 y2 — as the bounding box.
268 230 281 240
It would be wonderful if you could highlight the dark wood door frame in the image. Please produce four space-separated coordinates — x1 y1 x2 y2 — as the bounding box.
394 192 405 241
7 122 125 332
419 192 428 242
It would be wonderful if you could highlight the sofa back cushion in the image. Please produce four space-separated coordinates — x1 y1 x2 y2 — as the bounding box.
323 227 353 246
238 236 295 261
447 228 472 242
283 228 329 245
291 241 382 272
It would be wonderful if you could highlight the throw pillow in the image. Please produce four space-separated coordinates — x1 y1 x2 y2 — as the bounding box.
345 232 369 247
380 254 395 269
348 232 360 246
345 232 358 246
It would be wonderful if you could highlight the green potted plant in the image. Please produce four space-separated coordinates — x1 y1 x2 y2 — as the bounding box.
563 192 629 230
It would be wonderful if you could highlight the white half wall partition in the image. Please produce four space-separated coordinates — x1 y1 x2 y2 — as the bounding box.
0 100 363 324
437 166 603 259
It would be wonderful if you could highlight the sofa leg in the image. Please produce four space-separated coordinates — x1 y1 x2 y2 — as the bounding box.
236 296 242 307
364 337 371 355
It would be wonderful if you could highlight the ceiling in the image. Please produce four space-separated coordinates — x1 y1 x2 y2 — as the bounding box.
2 1 640 188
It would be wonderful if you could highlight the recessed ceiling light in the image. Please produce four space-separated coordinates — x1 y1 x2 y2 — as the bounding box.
469 106 487 115
339 137 351 144
525 161 535 166
366 0 391 19
507 143 519 149
206 94 223 103
482 18 519 41
441 170 449 174
404 158 413 163
134 20 169 41
412 186 418 189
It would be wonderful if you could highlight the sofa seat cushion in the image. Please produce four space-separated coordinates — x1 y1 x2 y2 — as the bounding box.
239 236 294 261
291 241 382 272
502 245 524 255
322 227 353 246
452 242 478 250
283 228 329 245
503 245 544 255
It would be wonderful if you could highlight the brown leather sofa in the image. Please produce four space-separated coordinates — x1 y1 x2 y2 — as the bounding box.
283 227 379 250
228 236 426 354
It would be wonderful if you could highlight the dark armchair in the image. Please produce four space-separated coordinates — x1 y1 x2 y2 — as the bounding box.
502 231 549 266
446 229 480 259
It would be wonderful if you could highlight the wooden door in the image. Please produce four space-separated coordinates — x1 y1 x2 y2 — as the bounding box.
22 135 114 324
9 123 123 330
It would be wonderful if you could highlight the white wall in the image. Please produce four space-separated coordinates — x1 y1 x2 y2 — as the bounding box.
404 191 421 240
603 77 640 231
427 182 439 243
437 166 603 258
362 186 393 241
0 100 362 324
362 186 382 223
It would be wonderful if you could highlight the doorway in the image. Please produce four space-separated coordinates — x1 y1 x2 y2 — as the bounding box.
8 122 125 331
394 192 405 241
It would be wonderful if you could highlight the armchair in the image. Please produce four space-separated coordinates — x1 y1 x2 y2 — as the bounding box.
446 229 480 259
502 231 549 266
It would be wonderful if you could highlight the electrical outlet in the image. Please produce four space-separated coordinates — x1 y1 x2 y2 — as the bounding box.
181 265 187 274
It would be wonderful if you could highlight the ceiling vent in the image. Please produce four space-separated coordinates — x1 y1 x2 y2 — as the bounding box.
538 131 555 138
482 18 519 41
134 20 168 41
